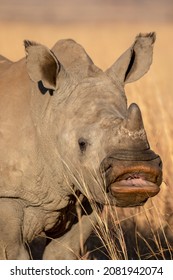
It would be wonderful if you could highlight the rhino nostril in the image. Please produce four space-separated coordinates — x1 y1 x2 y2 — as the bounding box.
105 164 112 175
100 161 112 177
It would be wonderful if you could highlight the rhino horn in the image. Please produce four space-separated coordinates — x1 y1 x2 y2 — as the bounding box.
125 103 144 132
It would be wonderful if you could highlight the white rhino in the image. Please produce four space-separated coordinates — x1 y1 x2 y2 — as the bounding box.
0 33 162 259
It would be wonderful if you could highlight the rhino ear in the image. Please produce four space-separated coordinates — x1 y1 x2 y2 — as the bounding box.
24 40 60 90
106 33 156 85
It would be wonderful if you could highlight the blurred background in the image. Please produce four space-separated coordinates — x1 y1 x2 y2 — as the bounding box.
0 0 173 259
0 0 173 23
0 0 173 60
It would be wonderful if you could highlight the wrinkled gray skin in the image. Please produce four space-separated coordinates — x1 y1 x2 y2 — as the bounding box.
0 33 162 259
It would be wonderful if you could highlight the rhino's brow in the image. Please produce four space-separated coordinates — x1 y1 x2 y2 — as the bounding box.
63 81 98 104
70 80 119 98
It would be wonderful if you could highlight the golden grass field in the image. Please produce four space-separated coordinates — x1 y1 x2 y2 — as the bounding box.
0 20 173 259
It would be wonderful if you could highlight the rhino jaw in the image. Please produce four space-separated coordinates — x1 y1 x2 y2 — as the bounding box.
110 177 160 207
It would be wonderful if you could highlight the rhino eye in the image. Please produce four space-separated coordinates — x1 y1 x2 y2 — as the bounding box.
78 138 88 153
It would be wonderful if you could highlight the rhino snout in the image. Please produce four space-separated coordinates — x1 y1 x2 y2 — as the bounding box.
100 149 162 207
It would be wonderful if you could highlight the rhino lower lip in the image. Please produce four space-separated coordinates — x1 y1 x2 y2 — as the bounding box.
109 176 160 207
110 179 160 193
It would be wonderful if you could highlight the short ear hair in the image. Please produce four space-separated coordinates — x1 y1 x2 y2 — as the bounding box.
106 32 156 85
24 40 60 90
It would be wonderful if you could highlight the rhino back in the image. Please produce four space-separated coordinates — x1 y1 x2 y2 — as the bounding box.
0 55 13 71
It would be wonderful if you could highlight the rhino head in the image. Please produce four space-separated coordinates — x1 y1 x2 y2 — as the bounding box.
24 33 162 208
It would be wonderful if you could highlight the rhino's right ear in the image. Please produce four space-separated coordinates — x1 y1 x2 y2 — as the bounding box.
106 33 156 85
24 40 61 90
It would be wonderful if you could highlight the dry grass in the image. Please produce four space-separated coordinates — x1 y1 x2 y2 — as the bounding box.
0 20 173 259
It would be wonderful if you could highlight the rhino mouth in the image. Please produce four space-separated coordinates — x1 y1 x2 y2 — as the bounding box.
100 149 162 207
109 172 160 207
103 159 162 207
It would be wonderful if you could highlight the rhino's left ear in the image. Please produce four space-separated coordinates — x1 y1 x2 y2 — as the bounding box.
106 32 156 85
24 40 61 90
